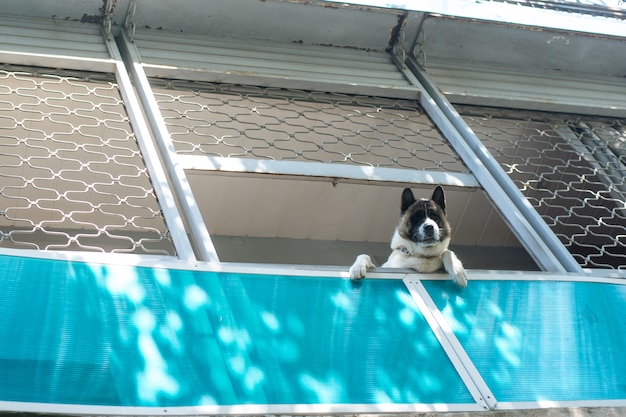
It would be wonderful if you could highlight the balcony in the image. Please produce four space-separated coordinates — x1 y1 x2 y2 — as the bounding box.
0 0 624 415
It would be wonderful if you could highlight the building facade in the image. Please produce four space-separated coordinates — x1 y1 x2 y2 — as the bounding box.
0 0 625 415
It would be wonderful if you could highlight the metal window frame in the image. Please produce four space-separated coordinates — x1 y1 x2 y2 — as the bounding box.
103 32 197 262
117 29 221 264
117 20 588 273
177 155 478 188
397 56 584 274
0 16 196 261
116 27 486 266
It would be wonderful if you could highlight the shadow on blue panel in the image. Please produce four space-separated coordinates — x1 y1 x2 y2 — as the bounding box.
423 279 626 403
0 254 473 407
0 257 119 405
202 274 473 405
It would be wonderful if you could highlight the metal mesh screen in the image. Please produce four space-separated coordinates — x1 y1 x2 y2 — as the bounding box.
150 79 468 173
459 106 626 269
0 65 176 255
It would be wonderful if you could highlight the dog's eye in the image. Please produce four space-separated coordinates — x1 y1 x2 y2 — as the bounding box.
428 210 439 220
411 212 426 224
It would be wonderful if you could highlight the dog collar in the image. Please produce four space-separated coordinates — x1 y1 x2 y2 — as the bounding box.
398 246 413 256
397 245 440 260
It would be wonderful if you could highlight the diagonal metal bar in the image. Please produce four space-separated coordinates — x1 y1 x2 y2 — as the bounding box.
398 56 582 273
403 276 497 411
103 30 199 263
115 28 220 264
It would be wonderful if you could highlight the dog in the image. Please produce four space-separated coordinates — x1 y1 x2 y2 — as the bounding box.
349 186 468 287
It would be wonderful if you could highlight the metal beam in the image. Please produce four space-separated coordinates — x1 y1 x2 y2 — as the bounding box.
178 155 480 189
116 28 220 264
404 277 497 411
130 27 421 100
103 31 200 263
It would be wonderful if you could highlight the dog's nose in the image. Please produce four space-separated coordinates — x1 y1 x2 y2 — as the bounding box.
423 224 434 236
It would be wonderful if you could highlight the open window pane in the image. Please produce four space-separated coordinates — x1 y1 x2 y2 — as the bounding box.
148 79 537 270
187 175 538 270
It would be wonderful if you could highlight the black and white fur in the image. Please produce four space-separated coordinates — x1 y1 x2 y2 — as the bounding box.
349 186 468 287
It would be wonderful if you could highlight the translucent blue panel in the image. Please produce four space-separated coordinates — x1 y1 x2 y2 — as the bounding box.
423 279 626 403
0 255 473 408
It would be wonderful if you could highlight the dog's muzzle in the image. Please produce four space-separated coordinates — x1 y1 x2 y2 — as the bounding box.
414 221 439 245
423 224 435 239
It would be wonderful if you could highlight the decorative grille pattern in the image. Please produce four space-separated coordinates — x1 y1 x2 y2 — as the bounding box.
459 106 626 269
0 65 176 255
150 79 468 173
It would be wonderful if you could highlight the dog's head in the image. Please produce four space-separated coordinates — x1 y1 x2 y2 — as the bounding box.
397 186 451 247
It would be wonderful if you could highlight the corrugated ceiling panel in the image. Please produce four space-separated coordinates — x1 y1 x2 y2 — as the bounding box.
423 63 626 117
130 29 419 98
128 0 406 51
418 16 626 116
0 15 114 71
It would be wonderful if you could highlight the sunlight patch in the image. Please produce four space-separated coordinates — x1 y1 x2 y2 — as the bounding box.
299 373 345 403
261 311 281 333
184 284 209 311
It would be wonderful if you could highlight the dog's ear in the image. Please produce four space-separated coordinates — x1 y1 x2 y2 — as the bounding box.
431 186 446 213
401 188 416 213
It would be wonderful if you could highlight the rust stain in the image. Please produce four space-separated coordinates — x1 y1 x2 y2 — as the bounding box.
80 14 102 24
76 0 119 24
388 11 408 51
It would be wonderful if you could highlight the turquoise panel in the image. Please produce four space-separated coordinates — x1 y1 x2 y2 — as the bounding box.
423 279 626 402
0 255 473 407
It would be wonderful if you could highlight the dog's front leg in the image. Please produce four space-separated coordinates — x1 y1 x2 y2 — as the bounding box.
349 254 374 280
441 250 468 287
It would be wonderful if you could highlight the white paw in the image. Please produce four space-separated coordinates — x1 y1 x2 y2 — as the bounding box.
442 250 468 288
349 254 374 280
450 265 468 288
